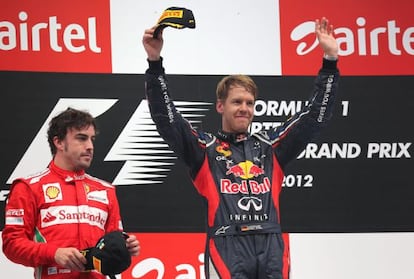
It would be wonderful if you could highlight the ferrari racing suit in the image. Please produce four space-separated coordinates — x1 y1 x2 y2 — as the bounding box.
145 58 339 279
2 160 124 279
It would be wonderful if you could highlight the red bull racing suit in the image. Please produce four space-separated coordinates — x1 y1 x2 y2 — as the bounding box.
145 58 339 279
2 161 124 279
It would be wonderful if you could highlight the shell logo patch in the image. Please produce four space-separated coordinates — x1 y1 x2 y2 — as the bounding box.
216 141 232 157
42 183 63 203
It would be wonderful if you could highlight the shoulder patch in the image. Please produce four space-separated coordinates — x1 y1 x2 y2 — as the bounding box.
18 168 50 184
85 174 114 188
252 132 271 145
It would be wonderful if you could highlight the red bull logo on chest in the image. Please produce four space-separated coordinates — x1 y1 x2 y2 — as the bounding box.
220 177 271 195
226 160 265 179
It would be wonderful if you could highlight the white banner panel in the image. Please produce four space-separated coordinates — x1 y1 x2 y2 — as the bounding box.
110 0 282 75
290 233 414 279
2 232 414 278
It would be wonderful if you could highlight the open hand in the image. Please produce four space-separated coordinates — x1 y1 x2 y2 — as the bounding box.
315 17 338 58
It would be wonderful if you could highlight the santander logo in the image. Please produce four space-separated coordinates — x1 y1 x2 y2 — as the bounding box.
0 1 112 73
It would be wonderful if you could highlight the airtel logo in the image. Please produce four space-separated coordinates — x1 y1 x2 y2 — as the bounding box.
0 11 101 53
131 254 205 279
291 17 414 56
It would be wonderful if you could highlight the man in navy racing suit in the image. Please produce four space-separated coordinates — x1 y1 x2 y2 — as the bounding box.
142 17 340 279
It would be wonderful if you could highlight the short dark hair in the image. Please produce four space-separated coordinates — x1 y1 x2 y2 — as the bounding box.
47 107 97 155
216 75 258 101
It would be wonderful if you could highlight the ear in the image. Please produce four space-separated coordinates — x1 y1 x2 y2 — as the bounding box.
216 100 224 114
53 136 64 152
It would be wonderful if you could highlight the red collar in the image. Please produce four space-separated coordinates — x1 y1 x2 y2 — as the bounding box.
49 160 86 182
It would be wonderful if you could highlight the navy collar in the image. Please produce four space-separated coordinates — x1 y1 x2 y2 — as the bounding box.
216 130 249 143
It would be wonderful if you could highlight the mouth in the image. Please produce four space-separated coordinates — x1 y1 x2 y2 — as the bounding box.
81 153 93 160
235 115 251 122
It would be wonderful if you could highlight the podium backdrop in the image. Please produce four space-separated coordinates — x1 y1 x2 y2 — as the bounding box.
1 1 413 278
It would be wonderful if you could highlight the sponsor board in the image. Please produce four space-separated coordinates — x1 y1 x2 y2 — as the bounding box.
0 72 413 233
122 233 205 279
3 1 413 75
279 0 414 75
0 0 112 72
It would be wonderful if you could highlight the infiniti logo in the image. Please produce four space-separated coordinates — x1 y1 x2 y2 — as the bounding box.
237 197 262 211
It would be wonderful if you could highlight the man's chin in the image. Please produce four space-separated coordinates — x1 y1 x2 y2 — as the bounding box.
234 125 250 134
78 161 92 170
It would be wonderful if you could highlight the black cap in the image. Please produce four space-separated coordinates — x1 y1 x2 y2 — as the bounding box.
82 231 131 278
154 7 196 38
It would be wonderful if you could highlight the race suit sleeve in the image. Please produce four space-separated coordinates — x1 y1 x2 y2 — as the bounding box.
272 58 340 170
2 180 59 267
105 186 124 233
144 58 205 178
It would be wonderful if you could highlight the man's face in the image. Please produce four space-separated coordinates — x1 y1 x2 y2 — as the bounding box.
216 85 255 133
54 125 95 171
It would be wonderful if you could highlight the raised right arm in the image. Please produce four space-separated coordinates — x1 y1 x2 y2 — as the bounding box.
143 27 206 178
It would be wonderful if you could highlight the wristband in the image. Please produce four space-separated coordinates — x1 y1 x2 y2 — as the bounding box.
324 54 338 61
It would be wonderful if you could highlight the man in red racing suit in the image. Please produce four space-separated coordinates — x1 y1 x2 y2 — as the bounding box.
2 108 140 278
143 17 339 279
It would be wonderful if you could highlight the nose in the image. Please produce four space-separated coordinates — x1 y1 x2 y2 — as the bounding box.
86 138 94 150
240 102 249 112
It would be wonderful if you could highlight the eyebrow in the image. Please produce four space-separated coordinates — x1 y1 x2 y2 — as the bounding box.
74 132 96 138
